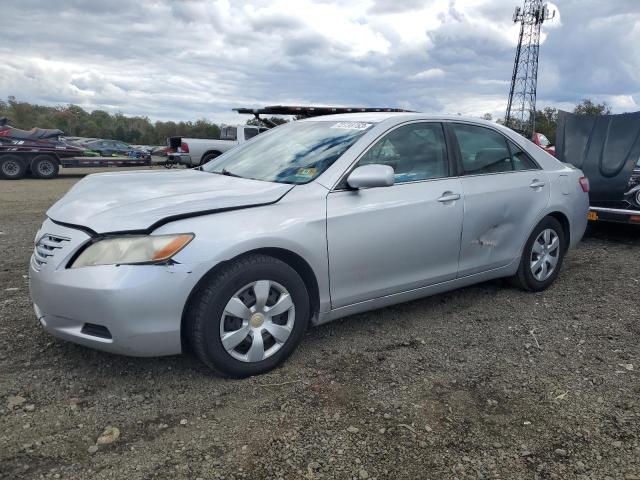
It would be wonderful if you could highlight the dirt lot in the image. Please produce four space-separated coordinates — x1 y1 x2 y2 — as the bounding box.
1 168 638 480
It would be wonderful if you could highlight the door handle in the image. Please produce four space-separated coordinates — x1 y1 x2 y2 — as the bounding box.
437 192 461 203
529 180 546 189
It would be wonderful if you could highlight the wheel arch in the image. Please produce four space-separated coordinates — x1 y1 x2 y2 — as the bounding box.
514 209 572 270
180 247 320 353
547 210 571 249
200 150 222 164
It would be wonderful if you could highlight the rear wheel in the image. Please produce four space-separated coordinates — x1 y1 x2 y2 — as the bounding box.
510 216 565 291
0 155 27 180
200 152 220 165
188 254 310 377
31 155 59 179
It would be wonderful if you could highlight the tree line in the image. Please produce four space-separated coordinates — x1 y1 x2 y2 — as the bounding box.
0 96 221 145
1 96 614 146
483 99 612 142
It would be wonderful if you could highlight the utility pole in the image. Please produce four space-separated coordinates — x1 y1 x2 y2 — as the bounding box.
505 0 554 139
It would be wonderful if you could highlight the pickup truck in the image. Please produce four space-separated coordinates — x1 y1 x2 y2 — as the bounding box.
167 125 267 167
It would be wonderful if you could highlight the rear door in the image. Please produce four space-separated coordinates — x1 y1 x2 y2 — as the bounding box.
326 121 464 308
448 122 550 277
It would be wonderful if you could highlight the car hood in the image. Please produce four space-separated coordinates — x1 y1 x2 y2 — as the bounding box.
47 169 294 234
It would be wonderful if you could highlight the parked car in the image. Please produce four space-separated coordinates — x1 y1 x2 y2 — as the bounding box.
532 132 555 156
30 113 589 377
167 125 268 167
83 139 147 158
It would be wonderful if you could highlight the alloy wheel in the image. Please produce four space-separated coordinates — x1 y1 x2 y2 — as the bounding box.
530 228 560 281
219 280 295 362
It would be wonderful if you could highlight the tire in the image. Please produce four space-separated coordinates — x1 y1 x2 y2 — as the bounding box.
31 155 59 179
0 155 27 180
188 254 310 377
510 216 566 292
200 152 220 165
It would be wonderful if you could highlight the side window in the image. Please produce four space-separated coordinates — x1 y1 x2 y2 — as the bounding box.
451 123 513 175
244 127 259 140
221 127 237 141
358 123 449 183
508 140 539 170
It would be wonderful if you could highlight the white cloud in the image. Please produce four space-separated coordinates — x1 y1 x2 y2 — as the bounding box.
0 0 638 124
410 68 446 80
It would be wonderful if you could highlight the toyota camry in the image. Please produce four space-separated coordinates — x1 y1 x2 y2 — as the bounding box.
30 113 589 377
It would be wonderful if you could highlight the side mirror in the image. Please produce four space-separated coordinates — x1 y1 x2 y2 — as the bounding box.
347 164 395 189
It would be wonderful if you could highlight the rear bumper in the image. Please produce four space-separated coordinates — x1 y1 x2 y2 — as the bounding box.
167 153 193 166
589 206 640 224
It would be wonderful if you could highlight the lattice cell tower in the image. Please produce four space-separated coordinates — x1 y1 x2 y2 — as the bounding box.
505 0 555 138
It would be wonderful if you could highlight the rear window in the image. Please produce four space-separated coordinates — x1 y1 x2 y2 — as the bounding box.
220 126 237 141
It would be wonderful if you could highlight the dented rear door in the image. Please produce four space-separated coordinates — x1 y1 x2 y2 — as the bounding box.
447 122 550 278
457 170 550 276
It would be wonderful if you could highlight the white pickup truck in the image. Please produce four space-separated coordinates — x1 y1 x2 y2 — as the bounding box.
167 125 268 167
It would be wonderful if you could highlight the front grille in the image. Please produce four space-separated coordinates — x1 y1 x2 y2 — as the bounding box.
32 233 70 269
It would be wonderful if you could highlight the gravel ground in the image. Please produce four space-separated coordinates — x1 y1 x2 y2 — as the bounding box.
1 168 638 480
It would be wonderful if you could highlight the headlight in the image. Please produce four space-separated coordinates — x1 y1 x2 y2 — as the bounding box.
70 234 194 268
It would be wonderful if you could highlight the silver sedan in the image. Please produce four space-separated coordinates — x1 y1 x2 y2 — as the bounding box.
29 113 589 377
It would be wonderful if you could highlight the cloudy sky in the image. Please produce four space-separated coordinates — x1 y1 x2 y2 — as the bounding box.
0 0 638 124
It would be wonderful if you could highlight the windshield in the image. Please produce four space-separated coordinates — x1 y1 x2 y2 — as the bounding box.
203 120 373 184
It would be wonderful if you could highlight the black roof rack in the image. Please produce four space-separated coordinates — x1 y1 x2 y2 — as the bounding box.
234 105 414 116
234 105 414 128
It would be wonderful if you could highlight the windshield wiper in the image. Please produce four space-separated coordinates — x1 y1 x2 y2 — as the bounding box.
212 168 243 178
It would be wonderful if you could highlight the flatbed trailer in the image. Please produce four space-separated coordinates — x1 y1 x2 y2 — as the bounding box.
0 146 150 180
0 116 151 180
59 156 151 168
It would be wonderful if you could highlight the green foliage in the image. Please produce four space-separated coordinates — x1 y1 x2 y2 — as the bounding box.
534 107 558 141
497 99 614 144
532 100 610 143
0 97 221 145
573 99 611 116
246 116 289 127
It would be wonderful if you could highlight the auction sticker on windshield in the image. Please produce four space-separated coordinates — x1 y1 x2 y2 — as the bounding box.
331 122 372 130
295 167 317 178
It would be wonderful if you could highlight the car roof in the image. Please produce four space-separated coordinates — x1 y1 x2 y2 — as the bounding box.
299 112 500 127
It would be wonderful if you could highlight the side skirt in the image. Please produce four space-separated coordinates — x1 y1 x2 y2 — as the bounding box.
313 262 518 326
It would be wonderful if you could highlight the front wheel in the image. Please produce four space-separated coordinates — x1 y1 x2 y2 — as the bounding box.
188 254 310 377
510 216 565 292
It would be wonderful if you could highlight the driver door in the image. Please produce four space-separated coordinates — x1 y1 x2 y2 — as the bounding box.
326 122 464 308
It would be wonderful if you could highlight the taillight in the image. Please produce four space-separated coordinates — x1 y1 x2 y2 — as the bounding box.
180 142 189 153
579 176 590 193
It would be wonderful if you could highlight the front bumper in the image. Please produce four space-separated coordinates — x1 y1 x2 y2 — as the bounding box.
28 219 208 357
